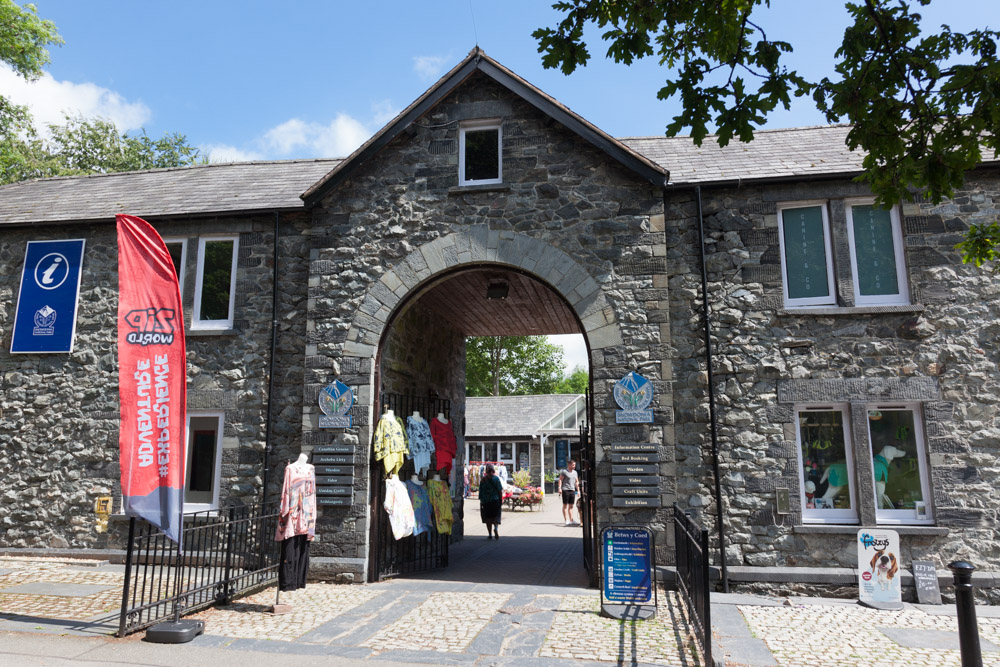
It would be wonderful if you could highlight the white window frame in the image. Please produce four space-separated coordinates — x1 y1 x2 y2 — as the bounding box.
795 404 859 524
192 235 239 330
184 411 224 513
868 403 934 525
162 237 187 299
777 201 837 308
458 119 502 186
845 199 910 306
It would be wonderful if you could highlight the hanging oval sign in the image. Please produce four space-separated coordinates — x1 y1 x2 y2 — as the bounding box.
614 372 654 423
318 379 353 428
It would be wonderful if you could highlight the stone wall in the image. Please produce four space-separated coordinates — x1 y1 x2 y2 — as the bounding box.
0 212 307 548
304 71 670 573
665 172 1000 570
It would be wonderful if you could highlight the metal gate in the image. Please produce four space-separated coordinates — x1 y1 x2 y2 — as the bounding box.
579 387 599 587
367 393 451 582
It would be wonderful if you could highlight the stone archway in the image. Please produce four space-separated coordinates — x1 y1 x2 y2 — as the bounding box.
342 226 622 360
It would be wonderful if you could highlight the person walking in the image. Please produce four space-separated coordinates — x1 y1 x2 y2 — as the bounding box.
479 463 503 540
558 460 580 526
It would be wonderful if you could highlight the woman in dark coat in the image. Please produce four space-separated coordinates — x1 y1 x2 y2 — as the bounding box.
479 463 503 540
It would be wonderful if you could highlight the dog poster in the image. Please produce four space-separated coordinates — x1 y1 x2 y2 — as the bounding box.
858 529 902 608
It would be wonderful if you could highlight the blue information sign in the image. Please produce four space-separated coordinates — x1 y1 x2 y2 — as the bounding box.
11 239 86 354
602 526 653 604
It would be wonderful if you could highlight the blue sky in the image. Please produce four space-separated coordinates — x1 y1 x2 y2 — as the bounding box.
9 0 992 163
5 0 995 371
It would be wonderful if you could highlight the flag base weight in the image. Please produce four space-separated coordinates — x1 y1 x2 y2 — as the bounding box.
270 603 293 615
144 619 204 644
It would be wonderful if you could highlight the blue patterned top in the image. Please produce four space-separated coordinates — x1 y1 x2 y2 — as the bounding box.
406 416 436 473
405 480 434 539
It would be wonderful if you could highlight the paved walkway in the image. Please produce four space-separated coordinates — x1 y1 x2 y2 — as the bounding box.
0 499 699 666
3 501 1000 666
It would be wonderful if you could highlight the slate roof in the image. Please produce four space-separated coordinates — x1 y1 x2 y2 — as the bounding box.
466 394 582 439
0 159 340 226
620 125 867 185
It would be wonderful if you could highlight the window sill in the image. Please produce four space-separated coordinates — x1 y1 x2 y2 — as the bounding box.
187 327 237 337
448 183 511 195
794 524 948 536
779 304 925 316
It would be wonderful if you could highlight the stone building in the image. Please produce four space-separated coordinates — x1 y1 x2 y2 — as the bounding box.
0 49 997 589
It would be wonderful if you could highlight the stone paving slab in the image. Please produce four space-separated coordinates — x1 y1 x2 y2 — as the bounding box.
878 627 1000 652
1 583 117 597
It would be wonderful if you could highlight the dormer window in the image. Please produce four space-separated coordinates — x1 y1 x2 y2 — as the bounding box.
459 120 502 186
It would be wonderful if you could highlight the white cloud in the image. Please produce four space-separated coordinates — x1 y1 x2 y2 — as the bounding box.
0 65 150 134
255 100 401 160
548 334 589 373
202 144 265 163
413 55 449 81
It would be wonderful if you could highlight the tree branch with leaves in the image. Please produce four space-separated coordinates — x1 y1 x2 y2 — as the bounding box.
535 0 1000 270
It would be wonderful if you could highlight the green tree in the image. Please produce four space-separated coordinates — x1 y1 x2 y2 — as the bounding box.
0 0 62 180
2 114 202 184
535 0 1000 270
466 336 565 397
554 365 589 394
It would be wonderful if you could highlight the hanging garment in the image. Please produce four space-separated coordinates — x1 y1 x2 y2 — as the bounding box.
384 475 415 540
430 417 457 476
427 479 454 534
405 479 434 539
278 534 310 591
374 413 409 475
497 464 508 485
275 462 317 542
406 415 436 474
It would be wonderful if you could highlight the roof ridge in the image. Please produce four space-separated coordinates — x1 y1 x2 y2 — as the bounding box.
617 123 853 141
3 157 344 187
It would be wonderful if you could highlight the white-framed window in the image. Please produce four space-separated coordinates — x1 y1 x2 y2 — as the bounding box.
162 238 187 298
845 200 909 305
192 236 238 330
778 201 837 307
458 119 502 186
795 405 859 524
184 412 224 512
867 404 933 524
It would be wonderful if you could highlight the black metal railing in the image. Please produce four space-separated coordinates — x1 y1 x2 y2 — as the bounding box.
673 503 712 666
368 392 451 582
579 400 598 586
118 502 281 637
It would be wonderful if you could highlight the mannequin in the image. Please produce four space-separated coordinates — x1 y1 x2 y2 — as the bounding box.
412 410 422 420
874 445 906 509
410 474 423 485
385 408 395 419
433 473 441 481
819 463 849 507
436 413 447 423
273 453 316 614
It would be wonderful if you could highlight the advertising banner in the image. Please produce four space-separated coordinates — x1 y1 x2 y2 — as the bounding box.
858 528 902 608
117 214 186 546
11 239 86 353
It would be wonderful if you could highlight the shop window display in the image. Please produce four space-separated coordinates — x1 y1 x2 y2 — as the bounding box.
796 407 858 523
867 406 933 524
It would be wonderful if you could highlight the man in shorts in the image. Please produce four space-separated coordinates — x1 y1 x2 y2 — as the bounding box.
558 460 580 526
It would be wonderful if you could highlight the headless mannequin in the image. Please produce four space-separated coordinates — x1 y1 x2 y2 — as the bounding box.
294 452 309 468
410 474 423 485
436 413 447 423
412 411 422 421
433 474 441 481
385 409 395 420
874 445 906 509
274 453 312 615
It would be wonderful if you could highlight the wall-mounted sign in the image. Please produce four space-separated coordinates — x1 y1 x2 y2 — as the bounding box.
614 372 654 423
318 380 353 428
858 528 902 609
11 239 86 354
613 497 661 508
601 526 656 620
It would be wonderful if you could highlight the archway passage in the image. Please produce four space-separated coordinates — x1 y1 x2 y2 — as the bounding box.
369 264 595 588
